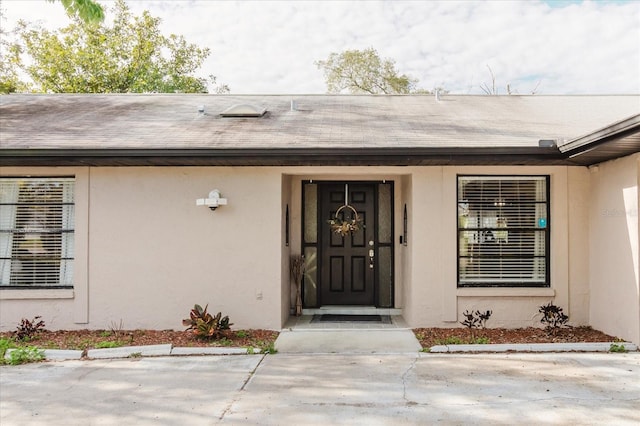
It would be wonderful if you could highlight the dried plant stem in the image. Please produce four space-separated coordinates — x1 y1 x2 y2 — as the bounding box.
290 255 305 316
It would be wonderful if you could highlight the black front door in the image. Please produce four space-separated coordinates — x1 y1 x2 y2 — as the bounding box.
319 183 376 305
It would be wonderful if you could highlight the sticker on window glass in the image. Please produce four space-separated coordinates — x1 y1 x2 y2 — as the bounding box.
538 218 547 228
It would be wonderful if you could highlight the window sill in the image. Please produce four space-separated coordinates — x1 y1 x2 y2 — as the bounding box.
0 289 74 300
457 288 555 297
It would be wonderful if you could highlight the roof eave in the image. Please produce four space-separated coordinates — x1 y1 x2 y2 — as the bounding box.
559 114 640 153
559 114 640 154
0 147 568 167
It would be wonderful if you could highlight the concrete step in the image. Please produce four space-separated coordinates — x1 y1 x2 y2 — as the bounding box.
302 306 402 316
274 329 422 354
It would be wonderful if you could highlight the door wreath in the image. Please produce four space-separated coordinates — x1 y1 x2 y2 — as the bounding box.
328 204 364 236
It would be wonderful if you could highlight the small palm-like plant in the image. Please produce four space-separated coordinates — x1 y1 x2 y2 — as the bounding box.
539 302 569 335
182 304 232 340
15 316 46 341
460 310 492 341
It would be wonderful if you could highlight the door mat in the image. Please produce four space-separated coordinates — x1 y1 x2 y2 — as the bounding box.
311 314 392 324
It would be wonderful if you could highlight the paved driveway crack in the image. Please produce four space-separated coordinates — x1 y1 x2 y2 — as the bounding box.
218 354 267 421
401 355 418 405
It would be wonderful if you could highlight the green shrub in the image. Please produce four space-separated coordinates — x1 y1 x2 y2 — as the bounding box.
182 304 233 340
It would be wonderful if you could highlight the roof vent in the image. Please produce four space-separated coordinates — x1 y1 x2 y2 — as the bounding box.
220 104 266 117
538 139 557 148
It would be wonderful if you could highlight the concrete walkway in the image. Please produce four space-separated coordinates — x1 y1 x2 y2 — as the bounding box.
275 329 423 353
2 352 639 425
275 315 637 354
275 314 423 354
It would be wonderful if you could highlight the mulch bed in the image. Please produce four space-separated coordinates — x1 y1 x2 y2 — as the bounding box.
2 326 620 351
414 326 619 348
0 329 279 351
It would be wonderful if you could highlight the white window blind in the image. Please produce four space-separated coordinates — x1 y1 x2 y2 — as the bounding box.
0 178 75 288
457 176 549 287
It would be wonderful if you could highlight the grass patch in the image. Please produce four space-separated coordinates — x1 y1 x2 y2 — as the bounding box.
433 336 490 346
255 341 277 354
94 341 124 349
609 343 628 353
7 346 45 365
0 337 16 364
434 336 465 345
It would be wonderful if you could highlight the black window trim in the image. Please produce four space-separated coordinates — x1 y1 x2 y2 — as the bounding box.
456 174 551 288
0 176 75 290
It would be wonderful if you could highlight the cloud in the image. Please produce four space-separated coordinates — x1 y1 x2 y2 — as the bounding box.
2 0 638 94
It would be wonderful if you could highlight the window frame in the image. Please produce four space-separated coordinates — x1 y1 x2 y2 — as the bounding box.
456 174 550 288
0 176 75 290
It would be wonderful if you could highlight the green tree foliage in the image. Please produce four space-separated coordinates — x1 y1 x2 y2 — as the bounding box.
0 40 25 94
315 48 424 94
47 0 105 24
0 8 27 93
8 0 228 93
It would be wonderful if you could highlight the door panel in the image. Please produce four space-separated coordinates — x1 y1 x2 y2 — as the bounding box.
351 257 366 291
320 183 375 305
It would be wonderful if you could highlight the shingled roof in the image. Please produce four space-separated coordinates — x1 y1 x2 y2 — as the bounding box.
1 94 638 166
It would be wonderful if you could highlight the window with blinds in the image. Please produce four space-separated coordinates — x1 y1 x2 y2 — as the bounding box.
0 178 75 288
457 176 549 287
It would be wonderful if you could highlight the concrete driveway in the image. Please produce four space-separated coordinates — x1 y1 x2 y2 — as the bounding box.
1 353 639 425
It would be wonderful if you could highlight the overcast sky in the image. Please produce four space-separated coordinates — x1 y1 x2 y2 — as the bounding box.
1 0 639 94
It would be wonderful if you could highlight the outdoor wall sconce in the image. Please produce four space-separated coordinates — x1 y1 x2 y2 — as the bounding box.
196 189 227 211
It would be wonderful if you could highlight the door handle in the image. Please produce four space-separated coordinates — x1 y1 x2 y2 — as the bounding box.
369 249 374 268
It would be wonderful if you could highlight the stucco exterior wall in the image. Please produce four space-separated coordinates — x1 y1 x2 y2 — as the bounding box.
399 174 413 317
405 165 589 329
567 167 591 325
88 167 284 330
0 163 605 334
0 167 90 331
589 153 640 344
402 168 445 326
1 166 285 331
281 174 292 324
